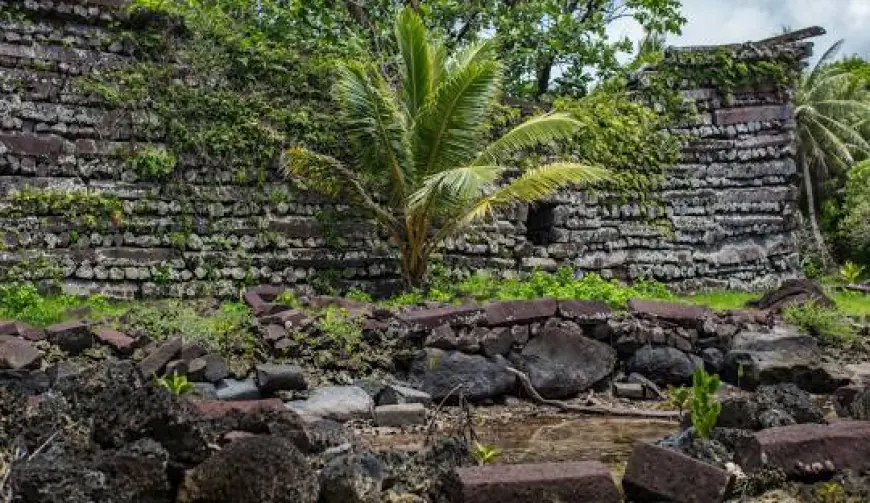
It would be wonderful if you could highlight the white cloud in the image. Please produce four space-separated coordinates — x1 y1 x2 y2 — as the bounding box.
610 0 870 64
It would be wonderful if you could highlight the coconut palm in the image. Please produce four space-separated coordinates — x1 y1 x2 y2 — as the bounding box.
796 40 870 263
283 8 608 286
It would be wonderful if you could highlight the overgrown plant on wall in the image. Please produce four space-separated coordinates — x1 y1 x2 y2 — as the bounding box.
284 8 609 286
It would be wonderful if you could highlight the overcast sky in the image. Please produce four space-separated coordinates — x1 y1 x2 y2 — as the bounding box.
610 0 870 64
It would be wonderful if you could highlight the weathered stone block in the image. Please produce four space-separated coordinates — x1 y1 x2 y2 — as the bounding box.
456 461 621 503
485 299 558 326
623 442 732 503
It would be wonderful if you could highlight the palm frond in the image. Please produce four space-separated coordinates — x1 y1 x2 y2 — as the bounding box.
446 40 497 74
460 163 610 225
413 58 502 176
808 39 844 86
396 7 434 118
471 113 582 166
336 62 412 201
407 164 504 211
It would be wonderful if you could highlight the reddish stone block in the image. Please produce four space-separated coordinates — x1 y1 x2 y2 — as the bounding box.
456 461 621 503
0 338 42 370
628 299 712 328
623 442 732 503
485 299 558 326
735 421 870 476
191 398 285 418
93 327 136 354
398 305 484 330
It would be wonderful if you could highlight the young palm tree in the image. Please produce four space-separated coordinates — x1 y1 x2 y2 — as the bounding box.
796 40 870 263
283 8 608 286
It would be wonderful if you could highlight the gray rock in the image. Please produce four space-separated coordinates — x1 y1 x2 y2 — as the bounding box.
408 348 516 402
374 403 426 427
477 327 512 357
164 359 187 377
45 320 93 355
614 382 645 400
0 338 41 370
216 378 261 401
701 347 725 373
626 346 703 386
520 325 616 399
192 382 218 399
256 363 306 394
758 408 797 428
138 337 182 377
424 323 457 350
299 386 373 421
456 328 481 353
318 453 383 503
375 384 432 407
724 326 847 392
201 354 230 383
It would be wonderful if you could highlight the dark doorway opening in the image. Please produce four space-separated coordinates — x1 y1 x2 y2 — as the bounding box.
526 203 555 246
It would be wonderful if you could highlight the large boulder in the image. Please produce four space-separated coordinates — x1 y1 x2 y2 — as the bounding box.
520 325 616 399
723 326 847 393
718 384 825 430
748 279 834 312
178 436 319 503
626 346 703 386
408 348 516 402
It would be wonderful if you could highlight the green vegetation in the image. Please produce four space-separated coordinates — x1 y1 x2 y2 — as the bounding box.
2 188 124 229
119 301 257 362
285 8 609 286
679 291 760 311
796 42 870 266
689 369 722 440
840 261 866 285
128 145 178 181
0 283 126 327
471 442 502 466
155 372 194 395
783 302 860 348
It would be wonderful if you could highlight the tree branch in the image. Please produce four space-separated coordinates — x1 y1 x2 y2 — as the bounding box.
507 367 681 419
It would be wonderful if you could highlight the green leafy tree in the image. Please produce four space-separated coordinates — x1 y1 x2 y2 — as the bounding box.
284 8 609 286
333 0 685 100
796 41 870 263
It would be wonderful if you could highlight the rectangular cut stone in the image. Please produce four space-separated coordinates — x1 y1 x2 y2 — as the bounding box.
398 305 484 330
485 299 558 327
735 421 870 476
628 299 711 327
558 300 611 322
456 461 621 503
623 442 732 503
374 403 426 427
190 398 285 418
713 104 793 125
0 133 65 155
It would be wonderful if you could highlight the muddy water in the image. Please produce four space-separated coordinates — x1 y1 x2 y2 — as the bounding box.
361 414 677 466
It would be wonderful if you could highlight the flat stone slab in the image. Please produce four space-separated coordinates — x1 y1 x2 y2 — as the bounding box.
191 398 285 418
456 461 620 503
93 327 136 354
0 338 41 370
374 403 426 427
623 442 732 503
628 299 711 328
484 299 558 326
137 337 182 377
735 421 870 476
398 305 484 330
558 299 611 322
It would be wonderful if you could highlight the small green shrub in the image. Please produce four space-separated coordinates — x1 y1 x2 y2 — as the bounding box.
471 442 502 466
665 385 690 415
802 253 826 279
155 372 193 395
840 261 865 285
317 307 363 352
783 303 858 347
276 290 302 308
345 288 373 303
128 146 177 181
689 369 722 439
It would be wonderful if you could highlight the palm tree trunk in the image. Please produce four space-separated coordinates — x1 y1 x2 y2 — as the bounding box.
802 160 829 269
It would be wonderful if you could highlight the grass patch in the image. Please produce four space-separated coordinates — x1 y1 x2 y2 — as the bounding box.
831 291 870 318
678 291 761 311
783 302 860 348
0 282 128 327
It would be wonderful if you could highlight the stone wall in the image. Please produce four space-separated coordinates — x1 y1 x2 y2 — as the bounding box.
0 1 811 298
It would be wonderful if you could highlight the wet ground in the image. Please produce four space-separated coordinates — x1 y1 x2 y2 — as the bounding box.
359 405 678 467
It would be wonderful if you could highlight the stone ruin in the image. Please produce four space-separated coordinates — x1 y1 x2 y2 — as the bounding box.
0 1 820 298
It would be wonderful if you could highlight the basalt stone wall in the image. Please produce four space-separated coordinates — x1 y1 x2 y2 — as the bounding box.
0 1 809 298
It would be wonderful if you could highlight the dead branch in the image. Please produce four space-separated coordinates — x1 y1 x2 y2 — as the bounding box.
507 367 680 420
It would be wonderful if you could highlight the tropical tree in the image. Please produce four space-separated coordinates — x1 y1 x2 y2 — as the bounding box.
283 8 609 286
795 40 870 263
